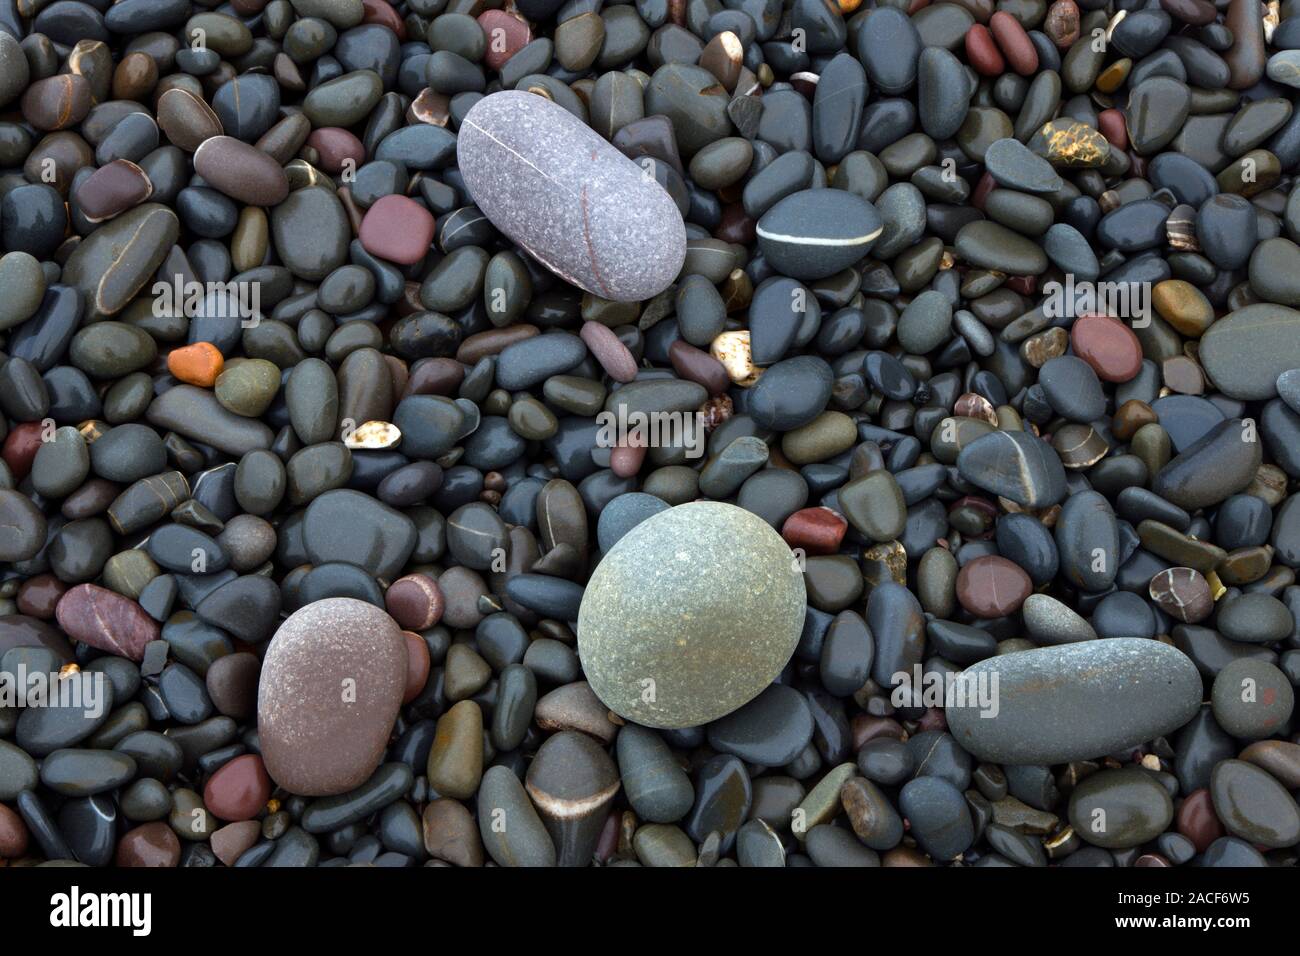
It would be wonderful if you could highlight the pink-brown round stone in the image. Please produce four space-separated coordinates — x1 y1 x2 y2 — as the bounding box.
115 822 181 867
358 194 435 266
307 127 366 174
478 10 532 71
955 555 1032 618
610 443 646 477
1070 313 1143 383
0 803 28 858
203 754 272 821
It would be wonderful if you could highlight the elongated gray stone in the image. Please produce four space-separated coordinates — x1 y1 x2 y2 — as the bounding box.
946 639 1202 765
457 90 686 302
146 384 274 456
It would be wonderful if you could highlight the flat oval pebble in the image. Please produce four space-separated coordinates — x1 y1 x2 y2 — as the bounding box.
257 598 407 796
946 639 1203 765
457 91 685 301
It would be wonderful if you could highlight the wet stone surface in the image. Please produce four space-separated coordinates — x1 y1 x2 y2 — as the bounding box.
0 0 1295 876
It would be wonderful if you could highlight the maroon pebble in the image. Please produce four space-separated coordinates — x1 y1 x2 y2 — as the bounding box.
75 159 153 222
955 555 1032 618
1098 109 1128 151
306 127 366 175
361 0 407 38
115 823 181 867
989 11 1038 75
55 583 159 661
0 803 28 858
203 753 272 822
1149 567 1213 623
1176 788 1224 852
385 573 445 630
610 443 646 478
964 25 1005 76
478 10 532 71
403 630 431 704
669 340 730 395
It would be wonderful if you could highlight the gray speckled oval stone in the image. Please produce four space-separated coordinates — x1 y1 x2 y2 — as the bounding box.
946 639 1202 765
457 90 686 302
578 501 806 728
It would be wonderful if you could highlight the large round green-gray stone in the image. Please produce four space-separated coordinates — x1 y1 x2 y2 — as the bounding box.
577 501 806 729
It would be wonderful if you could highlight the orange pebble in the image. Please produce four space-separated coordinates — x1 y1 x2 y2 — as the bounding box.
167 342 223 387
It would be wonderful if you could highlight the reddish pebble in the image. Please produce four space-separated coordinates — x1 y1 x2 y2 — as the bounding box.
307 127 366 174
917 707 948 733
1044 0 1081 46
1070 313 1143 383
404 356 466 397
781 507 848 556
594 809 621 863
1098 109 1128 151
16 573 67 619
714 202 756 245
851 715 907 749
358 194 435 265
115 822 181 867
1176 788 1225 853
478 10 532 71
965 25 1005 76
669 340 731 395
361 0 407 39
989 11 1038 74
955 555 1032 618
0 802 29 858
55 583 160 661
385 573 444 630
579 321 639 383
971 171 996 211
1004 274 1036 296
403 630 431 704
210 820 262 866
203 753 272 821
610 443 646 477
74 158 153 222
1134 853 1171 867
1 421 45 482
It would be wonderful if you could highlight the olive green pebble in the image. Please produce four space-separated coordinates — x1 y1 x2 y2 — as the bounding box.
781 411 856 465
102 549 161 600
0 251 46 329
215 358 282 417
507 395 558 440
69 322 158 379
